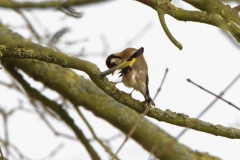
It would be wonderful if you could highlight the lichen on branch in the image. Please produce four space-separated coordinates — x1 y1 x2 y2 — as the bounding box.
137 0 240 48
1 23 240 140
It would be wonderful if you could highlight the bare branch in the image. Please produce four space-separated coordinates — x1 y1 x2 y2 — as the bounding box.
1 136 63 160
75 106 117 158
187 79 240 111
58 7 83 18
37 143 65 160
158 12 183 50
2 65 101 160
156 72 240 157
50 27 70 44
0 0 109 9
33 103 77 141
1 28 240 139
13 9 41 42
137 0 240 48
0 145 4 160
2 58 222 159
115 68 168 156
0 108 9 156
126 21 154 47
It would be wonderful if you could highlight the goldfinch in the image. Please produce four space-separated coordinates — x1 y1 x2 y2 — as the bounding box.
100 47 154 105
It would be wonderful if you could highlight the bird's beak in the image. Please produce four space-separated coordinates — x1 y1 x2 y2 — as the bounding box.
100 66 117 77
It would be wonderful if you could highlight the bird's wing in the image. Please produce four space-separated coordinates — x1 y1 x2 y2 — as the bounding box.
99 47 144 77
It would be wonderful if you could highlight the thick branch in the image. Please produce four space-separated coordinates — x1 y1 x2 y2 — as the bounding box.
137 0 240 46
1 24 240 139
183 0 240 25
3 58 220 159
3 64 100 160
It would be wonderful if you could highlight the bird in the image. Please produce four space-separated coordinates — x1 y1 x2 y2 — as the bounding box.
100 47 154 106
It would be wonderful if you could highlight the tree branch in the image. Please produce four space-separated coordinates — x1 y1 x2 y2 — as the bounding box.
1 24 240 139
136 0 240 48
3 58 220 159
183 0 240 25
13 9 41 42
2 64 101 160
0 0 108 9
158 11 183 50
75 106 117 159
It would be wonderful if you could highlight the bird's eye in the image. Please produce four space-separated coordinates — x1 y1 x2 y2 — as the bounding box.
106 54 121 68
112 62 117 66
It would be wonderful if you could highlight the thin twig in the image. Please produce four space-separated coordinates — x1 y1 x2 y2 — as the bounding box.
0 145 4 160
0 80 23 93
102 133 123 145
156 73 240 158
149 69 168 159
187 79 240 111
58 7 83 18
148 141 158 160
37 143 65 160
1 135 64 160
153 68 168 100
114 68 169 157
13 9 41 42
0 109 9 157
100 34 109 56
32 102 77 141
158 12 182 50
126 21 154 47
0 0 105 9
114 103 152 156
50 27 70 44
74 106 118 159
4 65 101 160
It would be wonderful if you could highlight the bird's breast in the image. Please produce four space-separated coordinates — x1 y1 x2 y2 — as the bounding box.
122 70 140 91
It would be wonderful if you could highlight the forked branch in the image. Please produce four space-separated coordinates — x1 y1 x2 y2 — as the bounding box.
137 0 240 49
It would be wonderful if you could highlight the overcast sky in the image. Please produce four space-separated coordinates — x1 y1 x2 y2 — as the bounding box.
0 0 240 160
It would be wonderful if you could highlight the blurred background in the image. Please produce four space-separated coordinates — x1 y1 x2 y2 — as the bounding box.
0 0 240 159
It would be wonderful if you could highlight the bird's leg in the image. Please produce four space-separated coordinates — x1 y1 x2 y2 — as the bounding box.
145 98 155 110
129 89 135 96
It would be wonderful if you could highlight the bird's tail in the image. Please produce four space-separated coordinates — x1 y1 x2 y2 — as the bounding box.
147 96 155 107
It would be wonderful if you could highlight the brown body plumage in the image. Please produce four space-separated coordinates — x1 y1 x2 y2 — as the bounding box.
102 47 154 105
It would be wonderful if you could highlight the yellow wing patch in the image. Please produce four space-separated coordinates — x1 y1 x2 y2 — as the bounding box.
100 47 143 77
100 57 136 77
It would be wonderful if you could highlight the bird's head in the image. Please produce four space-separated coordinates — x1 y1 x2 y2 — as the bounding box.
106 54 122 69
106 48 143 69
100 47 144 78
